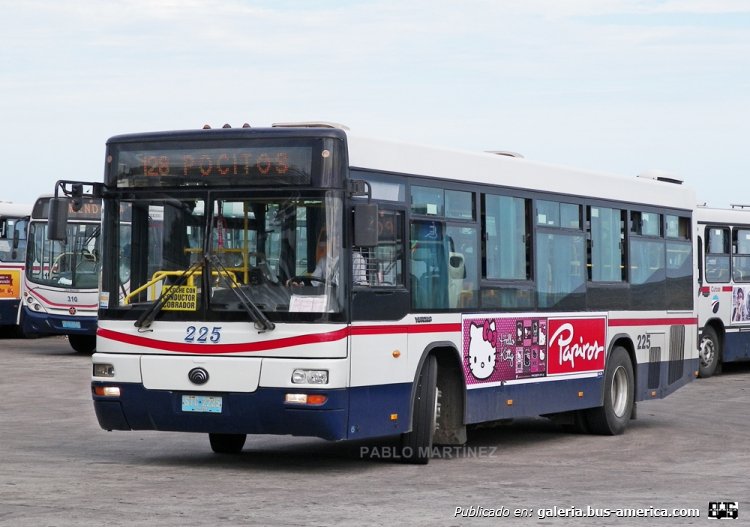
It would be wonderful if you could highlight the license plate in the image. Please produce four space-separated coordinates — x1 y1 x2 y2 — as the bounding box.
62 320 81 329
181 395 222 413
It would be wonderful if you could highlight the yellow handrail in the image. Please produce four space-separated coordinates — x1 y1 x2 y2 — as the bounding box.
122 268 239 305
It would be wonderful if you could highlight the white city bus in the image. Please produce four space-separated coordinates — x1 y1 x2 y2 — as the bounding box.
0 202 32 332
23 195 101 353
696 204 750 376
56 123 697 463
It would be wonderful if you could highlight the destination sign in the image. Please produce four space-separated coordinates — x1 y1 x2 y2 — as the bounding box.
34 197 101 221
113 144 313 186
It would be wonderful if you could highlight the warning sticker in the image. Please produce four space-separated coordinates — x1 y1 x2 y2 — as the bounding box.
162 286 198 311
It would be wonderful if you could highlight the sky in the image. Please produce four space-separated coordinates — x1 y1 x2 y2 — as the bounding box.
2 0 749 208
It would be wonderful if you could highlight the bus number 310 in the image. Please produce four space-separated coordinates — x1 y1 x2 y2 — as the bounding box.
185 326 222 343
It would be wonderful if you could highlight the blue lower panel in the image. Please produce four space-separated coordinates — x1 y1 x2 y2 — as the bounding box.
465 375 604 424
635 358 697 401
348 383 411 439
22 307 96 336
465 357 698 424
93 382 413 442
724 332 750 363
0 300 20 326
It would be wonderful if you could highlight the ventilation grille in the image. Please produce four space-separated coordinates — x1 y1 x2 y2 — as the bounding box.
668 325 686 384
648 347 661 389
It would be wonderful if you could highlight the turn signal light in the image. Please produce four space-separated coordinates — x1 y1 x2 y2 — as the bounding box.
284 393 328 405
93 385 121 397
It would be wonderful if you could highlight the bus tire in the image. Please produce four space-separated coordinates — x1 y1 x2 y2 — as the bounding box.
698 326 720 378
400 354 438 464
69 334 96 354
209 433 246 454
585 346 634 435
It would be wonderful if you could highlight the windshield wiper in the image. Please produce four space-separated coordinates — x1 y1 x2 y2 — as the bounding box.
208 253 275 333
134 260 204 330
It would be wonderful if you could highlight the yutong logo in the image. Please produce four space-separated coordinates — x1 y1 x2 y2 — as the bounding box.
188 367 210 385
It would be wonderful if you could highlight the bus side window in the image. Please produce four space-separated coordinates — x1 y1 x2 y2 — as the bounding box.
733 228 750 282
410 221 448 309
355 210 404 288
706 227 730 283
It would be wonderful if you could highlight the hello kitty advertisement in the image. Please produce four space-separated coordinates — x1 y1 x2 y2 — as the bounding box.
462 313 607 386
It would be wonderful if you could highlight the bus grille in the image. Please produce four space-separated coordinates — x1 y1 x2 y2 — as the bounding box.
668 325 685 384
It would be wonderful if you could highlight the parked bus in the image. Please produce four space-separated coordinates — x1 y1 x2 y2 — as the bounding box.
23 195 101 353
54 123 697 463
0 202 32 332
696 204 750 377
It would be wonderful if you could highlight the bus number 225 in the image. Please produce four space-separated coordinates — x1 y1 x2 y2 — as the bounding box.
185 326 222 343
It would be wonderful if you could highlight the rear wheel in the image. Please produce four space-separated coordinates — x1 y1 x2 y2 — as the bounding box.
69 334 96 354
209 433 246 454
585 346 634 435
400 354 438 464
698 326 720 378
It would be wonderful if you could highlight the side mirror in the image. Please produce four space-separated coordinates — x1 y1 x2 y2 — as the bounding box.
354 203 378 247
48 197 70 241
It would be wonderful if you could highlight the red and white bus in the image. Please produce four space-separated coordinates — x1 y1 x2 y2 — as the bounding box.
55 123 697 463
23 195 101 353
696 205 750 376
0 202 32 332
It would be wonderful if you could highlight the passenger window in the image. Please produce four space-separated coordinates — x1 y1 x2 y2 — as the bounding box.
484 194 529 280
445 190 474 220
411 187 444 216
410 221 449 309
706 227 730 283
354 210 404 287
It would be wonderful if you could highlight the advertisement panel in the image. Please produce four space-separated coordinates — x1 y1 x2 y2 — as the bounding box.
0 270 21 299
462 313 607 387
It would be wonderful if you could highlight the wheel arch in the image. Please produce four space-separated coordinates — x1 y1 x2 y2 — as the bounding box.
700 317 725 349
407 341 464 429
608 333 636 393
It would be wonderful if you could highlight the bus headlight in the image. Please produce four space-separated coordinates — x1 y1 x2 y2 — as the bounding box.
25 293 46 313
291 369 329 385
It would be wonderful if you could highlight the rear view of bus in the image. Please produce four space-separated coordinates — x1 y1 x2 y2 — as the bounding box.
23 196 101 353
0 202 31 333
84 123 698 463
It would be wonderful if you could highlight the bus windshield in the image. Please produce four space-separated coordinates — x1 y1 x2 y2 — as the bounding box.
113 191 345 320
27 221 101 289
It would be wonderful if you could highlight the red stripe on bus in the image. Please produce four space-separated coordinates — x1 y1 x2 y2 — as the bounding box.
608 317 697 327
723 286 733 292
97 323 463 354
98 318 694 354
349 323 460 335
97 327 350 354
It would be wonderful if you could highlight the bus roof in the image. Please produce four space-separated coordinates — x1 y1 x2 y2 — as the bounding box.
346 133 695 212
0 201 32 218
696 205 750 225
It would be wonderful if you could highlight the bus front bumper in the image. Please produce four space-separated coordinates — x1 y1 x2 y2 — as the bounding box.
22 307 97 336
92 382 350 440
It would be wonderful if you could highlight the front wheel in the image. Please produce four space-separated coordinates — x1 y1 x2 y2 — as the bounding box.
400 354 438 464
69 334 96 354
698 326 720 378
209 433 246 454
585 346 634 435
